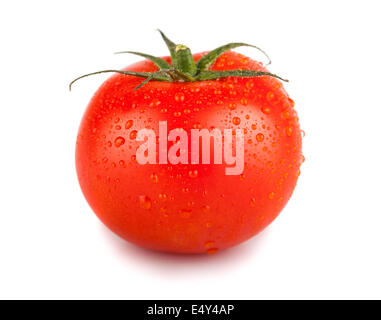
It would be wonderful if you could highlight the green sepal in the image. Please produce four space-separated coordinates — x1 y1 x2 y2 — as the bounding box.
172 69 196 82
114 51 171 70
196 43 271 72
157 29 177 66
69 69 171 91
196 70 288 82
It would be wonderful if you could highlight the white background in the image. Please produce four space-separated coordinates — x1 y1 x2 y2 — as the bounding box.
0 0 380 299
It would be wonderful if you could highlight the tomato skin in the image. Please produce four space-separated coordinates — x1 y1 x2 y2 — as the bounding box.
76 51 302 254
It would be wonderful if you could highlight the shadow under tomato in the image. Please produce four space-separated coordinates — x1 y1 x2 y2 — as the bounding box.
98 223 270 276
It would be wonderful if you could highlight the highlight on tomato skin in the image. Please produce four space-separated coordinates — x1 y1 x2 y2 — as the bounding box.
74 31 303 255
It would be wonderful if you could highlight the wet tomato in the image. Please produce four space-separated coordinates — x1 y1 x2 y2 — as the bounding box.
74 31 303 254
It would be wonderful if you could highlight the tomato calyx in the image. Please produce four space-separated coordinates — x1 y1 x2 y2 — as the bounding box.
69 30 288 91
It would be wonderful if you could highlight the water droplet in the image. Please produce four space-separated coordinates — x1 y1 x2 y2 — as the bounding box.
232 117 241 125
114 136 125 148
187 201 195 207
158 193 167 201
240 98 248 105
256 133 265 142
149 99 161 107
139 195 152 209
246 81 254 89
125 120 133 129
130 130 137 140
228 103 237 110
188 170 198 178
193 122 201 129
285 126 293 137
261 106 271 114
202 205 210 213
150 173 158 183
281 110 291 120
174 92 185 102
180 208 192 218
288 98 295 107
204 241 215 249
206 248 219 255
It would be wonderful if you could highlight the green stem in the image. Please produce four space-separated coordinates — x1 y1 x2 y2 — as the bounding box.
70 31 288 91
173 45 197 76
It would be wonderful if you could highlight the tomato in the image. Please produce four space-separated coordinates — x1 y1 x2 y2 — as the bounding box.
74 32 303 254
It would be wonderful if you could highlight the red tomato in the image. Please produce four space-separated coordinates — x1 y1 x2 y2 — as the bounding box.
75 42 303 254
